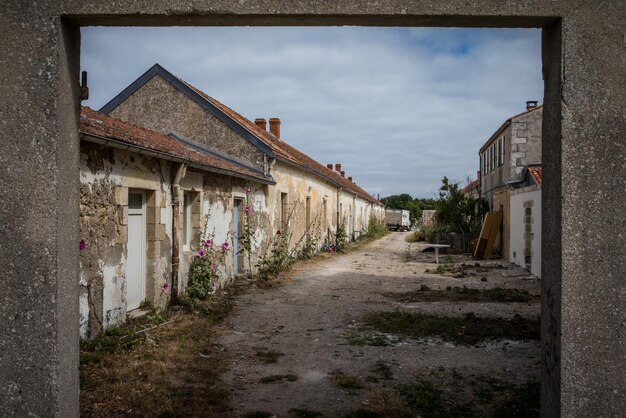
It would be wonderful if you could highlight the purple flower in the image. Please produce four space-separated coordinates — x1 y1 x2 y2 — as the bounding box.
161 282 170 292
197 249 206 257
220 241 230 251
79 239 87 251
203 239 213 247
244 205 252 214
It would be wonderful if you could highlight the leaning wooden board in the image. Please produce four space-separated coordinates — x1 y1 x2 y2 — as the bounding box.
473 212 502 259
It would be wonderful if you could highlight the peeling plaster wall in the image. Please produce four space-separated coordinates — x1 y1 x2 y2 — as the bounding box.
108 75 266 168
270 161 339 252
176 170 272 288
79 142 172 338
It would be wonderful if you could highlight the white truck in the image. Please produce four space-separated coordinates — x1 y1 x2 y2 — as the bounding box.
386 209 411 231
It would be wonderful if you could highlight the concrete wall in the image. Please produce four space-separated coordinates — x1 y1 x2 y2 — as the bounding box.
1 2 624 417
510 188 542 277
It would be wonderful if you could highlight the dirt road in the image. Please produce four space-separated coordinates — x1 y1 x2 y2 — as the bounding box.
218 232 541 417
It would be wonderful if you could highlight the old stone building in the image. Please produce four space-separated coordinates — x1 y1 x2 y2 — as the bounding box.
479 102 542 209
79 107 275 338
478 102 542 275
79 65 384 338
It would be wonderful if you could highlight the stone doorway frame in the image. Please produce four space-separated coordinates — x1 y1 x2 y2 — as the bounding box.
1 2 624 417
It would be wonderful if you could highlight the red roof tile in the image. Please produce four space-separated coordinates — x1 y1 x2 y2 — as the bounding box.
79 106 273 184
460 178 480 194
176 78 380 204
528 166 542 185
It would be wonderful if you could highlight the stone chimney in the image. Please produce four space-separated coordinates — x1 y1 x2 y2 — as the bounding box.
326 164 333 170
526 100 538 111
340 171 345 178
269 118 281 139
254 118 267 131
335 163 341 173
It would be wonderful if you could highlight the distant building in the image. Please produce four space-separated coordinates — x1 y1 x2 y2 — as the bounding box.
479 102 542 210
460 170 481 199
421 210 437 227
493 165 542 277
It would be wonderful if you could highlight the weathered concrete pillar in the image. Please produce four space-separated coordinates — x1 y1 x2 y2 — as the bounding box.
0 2 624 417
0 12 80 417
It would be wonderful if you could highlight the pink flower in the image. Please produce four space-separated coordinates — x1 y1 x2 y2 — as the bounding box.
211 282 217 289
79 239 87 251
220 241 230 251
210 263 217 272
244 205 252 214
161 282 170 292
203 239 213 247
197 249 206 257
244 185 252 193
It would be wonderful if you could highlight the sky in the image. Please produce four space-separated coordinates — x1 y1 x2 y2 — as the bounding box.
81 26 543 199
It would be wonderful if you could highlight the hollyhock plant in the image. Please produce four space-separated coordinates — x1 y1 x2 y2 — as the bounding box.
244 204 252 214
187 226 227 300
244 185 252 193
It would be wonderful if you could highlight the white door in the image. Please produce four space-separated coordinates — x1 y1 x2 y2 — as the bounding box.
127 191 146 310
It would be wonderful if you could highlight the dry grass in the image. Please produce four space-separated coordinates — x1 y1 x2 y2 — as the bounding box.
383 286 538 303
80 286 244 417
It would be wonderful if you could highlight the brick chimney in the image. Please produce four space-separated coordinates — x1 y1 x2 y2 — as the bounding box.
340 171 345 178
269 118 281 139
335 163 341 173
326 164 333 170
526 100 538 111
254 118 267 131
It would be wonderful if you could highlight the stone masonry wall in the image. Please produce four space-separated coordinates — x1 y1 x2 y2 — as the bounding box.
109 75 266 168
79 142 172 338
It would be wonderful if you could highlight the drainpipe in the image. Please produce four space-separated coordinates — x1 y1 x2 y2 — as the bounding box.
171 162 187 302
336 187 342 244
352 194 357 240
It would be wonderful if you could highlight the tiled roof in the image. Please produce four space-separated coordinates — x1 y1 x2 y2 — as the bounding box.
460 178 480 194
176 76 381 204
479 105 543 153
528 166 542 185
79 106 274 184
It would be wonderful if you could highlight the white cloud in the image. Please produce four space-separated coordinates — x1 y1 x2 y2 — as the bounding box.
81 26 542 198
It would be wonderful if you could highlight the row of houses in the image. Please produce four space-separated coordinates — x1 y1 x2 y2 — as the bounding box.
79 64 384 338
462 101 542 277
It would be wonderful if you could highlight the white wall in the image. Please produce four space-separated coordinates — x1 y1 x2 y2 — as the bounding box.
509 188 541 278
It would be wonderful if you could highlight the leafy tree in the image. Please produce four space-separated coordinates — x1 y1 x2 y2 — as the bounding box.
381 194 437 223
435 176 488 234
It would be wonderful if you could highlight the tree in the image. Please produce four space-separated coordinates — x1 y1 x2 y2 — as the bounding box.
435 176 488 234
380 194 437 224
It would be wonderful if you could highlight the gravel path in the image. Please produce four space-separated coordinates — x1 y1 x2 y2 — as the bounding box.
217 232 541 417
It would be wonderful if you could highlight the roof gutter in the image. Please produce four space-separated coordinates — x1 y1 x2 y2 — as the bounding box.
80 132 276 185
